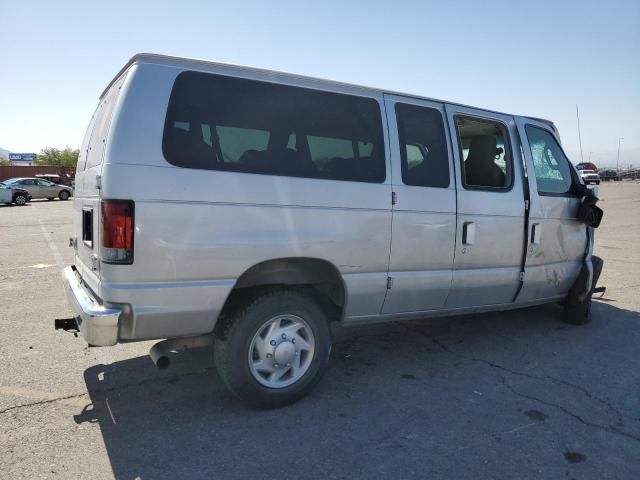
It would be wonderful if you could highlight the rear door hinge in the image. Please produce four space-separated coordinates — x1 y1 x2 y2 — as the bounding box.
524 199 530 210
95 175 102 190
391 191 397 206
519 272 526 282
386 277 393 289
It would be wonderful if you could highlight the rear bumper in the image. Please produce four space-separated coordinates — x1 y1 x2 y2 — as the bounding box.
62 265 122 346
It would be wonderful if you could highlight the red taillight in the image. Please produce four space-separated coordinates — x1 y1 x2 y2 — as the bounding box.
101 200 134 264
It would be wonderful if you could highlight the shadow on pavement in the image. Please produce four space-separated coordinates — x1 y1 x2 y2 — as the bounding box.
74 302 640 480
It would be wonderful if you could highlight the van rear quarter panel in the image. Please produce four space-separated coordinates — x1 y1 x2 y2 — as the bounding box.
102 62 392 340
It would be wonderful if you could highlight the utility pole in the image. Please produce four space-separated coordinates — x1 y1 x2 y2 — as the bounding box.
617 137 624 172
576 105 585 163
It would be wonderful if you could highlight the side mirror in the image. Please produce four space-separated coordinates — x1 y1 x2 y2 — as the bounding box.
577 190 603 228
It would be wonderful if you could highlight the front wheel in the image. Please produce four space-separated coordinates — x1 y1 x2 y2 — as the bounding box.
564 256 604 325
59 190 70 201
214 288 332 408
13 194 27 206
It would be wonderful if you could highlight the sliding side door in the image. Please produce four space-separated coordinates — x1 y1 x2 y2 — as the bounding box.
381 94 456 314
444 105 526 308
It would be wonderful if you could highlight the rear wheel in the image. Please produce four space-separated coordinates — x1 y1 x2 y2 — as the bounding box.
214 288 332 408
13 194 27 206
59 190 70 201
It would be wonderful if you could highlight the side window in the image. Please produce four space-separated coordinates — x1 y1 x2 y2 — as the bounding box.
163 71 385 183
216 126 270 163
395 103 450 188
455 116 513 190
525 125 575 195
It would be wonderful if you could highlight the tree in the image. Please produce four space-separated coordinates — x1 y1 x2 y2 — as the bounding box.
35 147 79 167
0 158 10 166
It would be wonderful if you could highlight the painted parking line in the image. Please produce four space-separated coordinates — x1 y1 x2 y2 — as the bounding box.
38 219 66 270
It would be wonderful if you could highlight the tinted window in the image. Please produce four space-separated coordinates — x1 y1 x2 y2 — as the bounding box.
525 125 575 194
163 71 385 183
395 103 449 188
455 116 513 190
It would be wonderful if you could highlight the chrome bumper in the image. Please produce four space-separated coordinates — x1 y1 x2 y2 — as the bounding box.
62 265 121 346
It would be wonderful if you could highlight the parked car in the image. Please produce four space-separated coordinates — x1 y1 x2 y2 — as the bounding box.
3 177 72 200
0 182 30 205
35 174 75 187
577 167 600 185
576 162 598 172
599 169 621 181
61 54 604 408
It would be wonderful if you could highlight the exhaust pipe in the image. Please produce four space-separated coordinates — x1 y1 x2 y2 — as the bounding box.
149 335 214 370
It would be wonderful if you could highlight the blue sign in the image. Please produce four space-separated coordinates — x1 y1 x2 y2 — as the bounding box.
9 153 37 161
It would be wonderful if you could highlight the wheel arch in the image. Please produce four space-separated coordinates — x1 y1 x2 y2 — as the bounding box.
225 257 347 322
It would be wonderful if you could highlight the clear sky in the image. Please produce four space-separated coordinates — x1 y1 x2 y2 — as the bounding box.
1 0 638 167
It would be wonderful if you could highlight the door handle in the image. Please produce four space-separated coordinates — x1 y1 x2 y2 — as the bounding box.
462 221 475 246
531 223 541 245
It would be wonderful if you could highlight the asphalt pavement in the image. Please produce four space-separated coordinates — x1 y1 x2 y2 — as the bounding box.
0 183 639 479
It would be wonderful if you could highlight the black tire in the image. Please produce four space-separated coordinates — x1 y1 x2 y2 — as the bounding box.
13 194 27 206
59 190 70 201
214 288 332 408
563 256 604 325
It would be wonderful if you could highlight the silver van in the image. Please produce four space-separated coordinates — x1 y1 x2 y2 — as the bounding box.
61 54 603 407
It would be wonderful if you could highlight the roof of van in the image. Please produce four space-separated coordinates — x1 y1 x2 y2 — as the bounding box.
103 53 556 128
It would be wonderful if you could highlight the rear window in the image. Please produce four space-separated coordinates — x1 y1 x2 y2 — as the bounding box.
162 71 386 183
78 74 126 171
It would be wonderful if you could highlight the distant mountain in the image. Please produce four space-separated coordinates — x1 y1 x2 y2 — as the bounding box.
0 147 11 159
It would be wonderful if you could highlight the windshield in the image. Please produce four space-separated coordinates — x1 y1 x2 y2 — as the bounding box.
2 178 21 184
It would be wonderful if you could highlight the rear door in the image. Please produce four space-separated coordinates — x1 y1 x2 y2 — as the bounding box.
18 179 39 197
381 94 456 313
36 179 57 198
515 118 586 302
444 105 526 308
73 73 127 291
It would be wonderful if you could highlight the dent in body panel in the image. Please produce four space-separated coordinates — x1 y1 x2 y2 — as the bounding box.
516 259 581 303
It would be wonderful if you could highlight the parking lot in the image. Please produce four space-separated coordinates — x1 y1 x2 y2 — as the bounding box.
0 183 638 480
